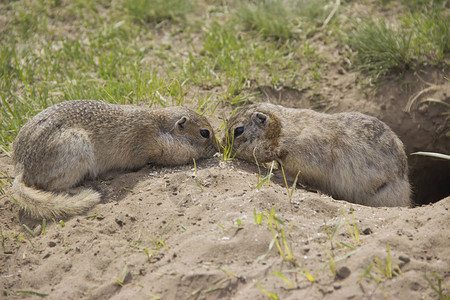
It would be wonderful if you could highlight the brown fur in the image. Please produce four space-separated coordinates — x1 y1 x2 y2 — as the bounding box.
225 102 411 207
13 100 217 218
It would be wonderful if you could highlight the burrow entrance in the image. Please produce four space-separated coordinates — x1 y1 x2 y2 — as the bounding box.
360 69 449 206
409 157 450 205
255 67 449 205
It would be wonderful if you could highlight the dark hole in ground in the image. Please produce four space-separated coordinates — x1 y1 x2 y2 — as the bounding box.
384 73 450 206
409 157 450 205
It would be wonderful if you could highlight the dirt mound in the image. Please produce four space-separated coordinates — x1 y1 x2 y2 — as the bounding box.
1 153 449 299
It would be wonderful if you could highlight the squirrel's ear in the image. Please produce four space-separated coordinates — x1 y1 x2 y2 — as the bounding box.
251 112 269 127
176 116 188 131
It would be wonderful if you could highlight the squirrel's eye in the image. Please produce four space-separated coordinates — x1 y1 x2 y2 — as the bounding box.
200 129 210 139
234 126 244 137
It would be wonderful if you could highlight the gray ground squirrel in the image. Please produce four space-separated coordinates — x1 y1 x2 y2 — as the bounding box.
225 102 411 207
13 100 217 218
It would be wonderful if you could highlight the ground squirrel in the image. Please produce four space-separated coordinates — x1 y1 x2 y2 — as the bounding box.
225 103 411 207
13 100 217 218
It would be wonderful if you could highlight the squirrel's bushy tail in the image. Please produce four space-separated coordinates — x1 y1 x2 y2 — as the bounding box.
12 174 101 219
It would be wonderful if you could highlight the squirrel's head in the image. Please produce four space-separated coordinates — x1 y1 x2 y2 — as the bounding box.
159 106 217 165
223 103 283 163
174 114 216 153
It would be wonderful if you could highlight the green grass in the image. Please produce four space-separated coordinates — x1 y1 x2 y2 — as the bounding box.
192 158 205 191
280 164 301 202
256 281 279 299
323 218 341 250
253 207 316 284
124 0 194 24
0 0 331 154
341 207 360 246
217 117 237 162
424 271 450 300
265 208 293 262
1 225 33 254
254 160 275 190
272 270 295 289
321 210 362 279
371 244 401 280
235 0 333 40
359 244 402 298
0 1 188 152
114 265 130 286
1 0 447 156
254 208 264 225
401 10 450 61
236 0 293 40
347 8 449 79
15 290 49 297
183 20 309 96
379 0 449 11
0 171 12 195
326 249 337 277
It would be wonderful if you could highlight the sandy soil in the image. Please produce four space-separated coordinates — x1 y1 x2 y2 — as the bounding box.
0 94 449 299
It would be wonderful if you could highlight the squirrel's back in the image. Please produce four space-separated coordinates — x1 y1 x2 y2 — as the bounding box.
225 102 411 207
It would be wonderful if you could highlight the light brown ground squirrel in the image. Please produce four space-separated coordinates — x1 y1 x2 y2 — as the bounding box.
13 100 217 218
225 102 411 207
